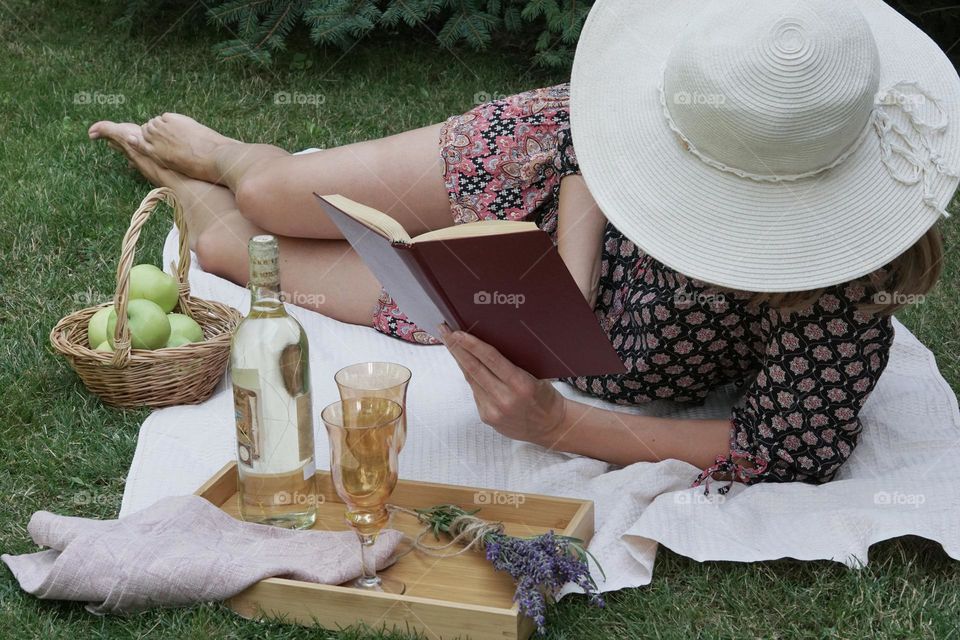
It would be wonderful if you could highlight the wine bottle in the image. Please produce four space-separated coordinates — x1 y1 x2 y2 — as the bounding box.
230 235 318 529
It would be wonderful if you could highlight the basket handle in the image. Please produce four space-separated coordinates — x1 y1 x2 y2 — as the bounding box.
109 187 192 368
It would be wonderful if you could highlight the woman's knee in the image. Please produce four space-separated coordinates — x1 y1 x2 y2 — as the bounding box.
195 222 248 283
233 161 277 228
194 226 223 273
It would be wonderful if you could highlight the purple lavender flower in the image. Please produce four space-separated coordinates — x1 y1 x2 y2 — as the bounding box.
484 531 604 634
416 504 605 635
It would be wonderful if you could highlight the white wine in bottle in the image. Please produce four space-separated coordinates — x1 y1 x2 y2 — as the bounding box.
230 235 318 529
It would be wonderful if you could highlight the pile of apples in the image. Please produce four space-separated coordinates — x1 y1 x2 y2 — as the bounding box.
87 264 204 352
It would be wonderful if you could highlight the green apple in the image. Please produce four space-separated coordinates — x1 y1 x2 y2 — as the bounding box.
129 264 179 313
87 306 114 348
164 333 193 348
107 299 171 350
167 313 204 343
95 340 114 352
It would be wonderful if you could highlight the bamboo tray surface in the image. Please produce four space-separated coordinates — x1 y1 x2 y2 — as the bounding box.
196 461 595 640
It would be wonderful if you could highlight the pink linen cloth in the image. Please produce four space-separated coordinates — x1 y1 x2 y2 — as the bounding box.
2 495 402 614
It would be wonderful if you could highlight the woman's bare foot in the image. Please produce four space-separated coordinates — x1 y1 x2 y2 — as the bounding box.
135 113 238 184
88 120 237 249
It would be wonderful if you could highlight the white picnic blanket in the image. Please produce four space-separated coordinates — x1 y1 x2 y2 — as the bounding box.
119 228 960 593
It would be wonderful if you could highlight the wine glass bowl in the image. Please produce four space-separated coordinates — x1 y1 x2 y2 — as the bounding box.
334 362 411 450
321 397 405 593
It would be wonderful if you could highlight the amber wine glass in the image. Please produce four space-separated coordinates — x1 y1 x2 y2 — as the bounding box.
321 397 405 594
335 362 411 450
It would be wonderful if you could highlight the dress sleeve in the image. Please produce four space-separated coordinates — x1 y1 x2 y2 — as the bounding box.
556 125 581 178
695 283 895 490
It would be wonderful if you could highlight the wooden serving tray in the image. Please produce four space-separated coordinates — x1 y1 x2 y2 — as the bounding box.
195 461 595 640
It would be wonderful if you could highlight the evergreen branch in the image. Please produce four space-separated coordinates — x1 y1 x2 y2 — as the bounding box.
138 0 603 69
207 0 273 24
255 2 297 50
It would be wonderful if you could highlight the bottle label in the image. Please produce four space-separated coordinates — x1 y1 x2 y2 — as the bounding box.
232 369 262 468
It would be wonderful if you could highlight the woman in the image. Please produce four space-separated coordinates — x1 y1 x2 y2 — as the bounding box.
89 0 959 488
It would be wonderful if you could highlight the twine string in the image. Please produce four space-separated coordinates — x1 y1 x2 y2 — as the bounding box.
387 505 505 559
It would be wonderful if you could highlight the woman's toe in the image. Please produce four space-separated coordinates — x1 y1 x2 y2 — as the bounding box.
89 121 143 148
88 120 119 140
142 120 158 140
136 126 157 153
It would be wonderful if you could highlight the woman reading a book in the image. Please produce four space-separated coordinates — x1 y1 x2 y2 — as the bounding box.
89 0 959 488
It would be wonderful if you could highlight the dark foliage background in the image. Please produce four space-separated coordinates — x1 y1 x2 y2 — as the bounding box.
118 0 959 70
888 0 960 64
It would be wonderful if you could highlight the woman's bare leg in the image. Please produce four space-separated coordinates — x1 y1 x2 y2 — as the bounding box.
88 122 381 325
128 113 453 240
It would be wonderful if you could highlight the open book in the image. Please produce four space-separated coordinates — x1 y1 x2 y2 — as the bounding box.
315 194 626 379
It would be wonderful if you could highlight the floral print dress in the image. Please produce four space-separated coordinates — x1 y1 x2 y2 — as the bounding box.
371 84 895 486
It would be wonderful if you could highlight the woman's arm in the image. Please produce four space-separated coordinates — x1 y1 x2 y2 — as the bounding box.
556 175 606 307
552 401 731 469
439 325 731 469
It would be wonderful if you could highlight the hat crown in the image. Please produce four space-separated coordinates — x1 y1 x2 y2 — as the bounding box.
662 0 881 178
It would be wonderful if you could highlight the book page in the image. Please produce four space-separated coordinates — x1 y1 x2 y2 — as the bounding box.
412 220 538 243
319 194 412 244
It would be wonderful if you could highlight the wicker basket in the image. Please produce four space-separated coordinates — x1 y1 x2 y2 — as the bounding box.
50 187 242 408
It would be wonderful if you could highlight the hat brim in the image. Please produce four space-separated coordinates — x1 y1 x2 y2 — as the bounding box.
570 0 960 292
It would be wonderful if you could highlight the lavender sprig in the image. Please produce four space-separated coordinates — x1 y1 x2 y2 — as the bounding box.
415 505 605 635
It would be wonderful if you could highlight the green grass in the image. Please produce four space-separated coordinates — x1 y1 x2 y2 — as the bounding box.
1 1 960 638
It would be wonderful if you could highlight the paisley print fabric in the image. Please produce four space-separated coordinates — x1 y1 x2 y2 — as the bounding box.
370 84 895 485
371 84 576 346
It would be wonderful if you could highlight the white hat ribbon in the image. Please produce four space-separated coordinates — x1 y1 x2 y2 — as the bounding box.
874 81 959 218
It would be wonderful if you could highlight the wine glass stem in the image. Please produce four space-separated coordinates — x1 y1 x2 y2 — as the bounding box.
356 532 381 589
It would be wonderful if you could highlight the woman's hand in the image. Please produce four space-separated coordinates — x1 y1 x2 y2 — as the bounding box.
439 325 732 470
439 325 567 447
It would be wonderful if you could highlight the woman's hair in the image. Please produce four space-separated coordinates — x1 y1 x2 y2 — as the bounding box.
748 225 944 315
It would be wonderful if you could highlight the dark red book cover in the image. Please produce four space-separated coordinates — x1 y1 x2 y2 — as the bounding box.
316 194 626 379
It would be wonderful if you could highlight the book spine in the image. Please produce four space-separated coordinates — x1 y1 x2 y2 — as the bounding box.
392 242 467 331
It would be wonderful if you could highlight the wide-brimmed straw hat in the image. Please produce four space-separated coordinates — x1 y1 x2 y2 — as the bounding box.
569 0 960 292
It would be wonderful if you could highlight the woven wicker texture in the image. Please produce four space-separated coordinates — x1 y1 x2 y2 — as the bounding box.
50 188 242 408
